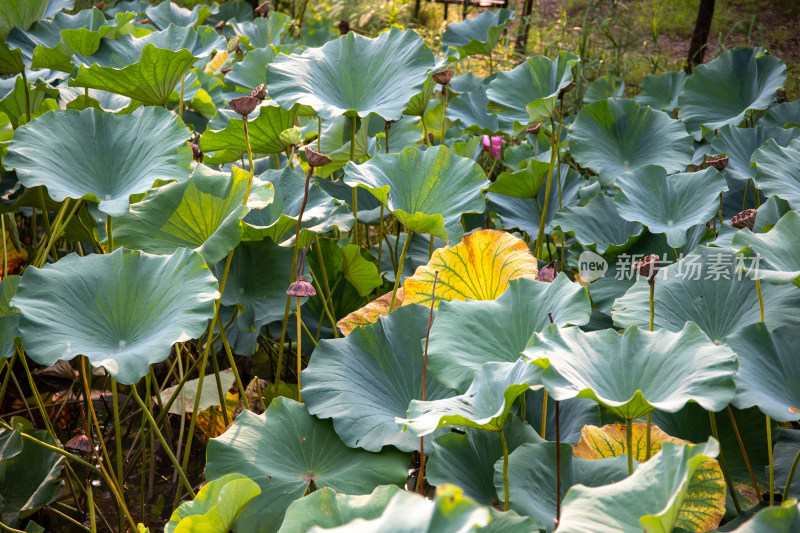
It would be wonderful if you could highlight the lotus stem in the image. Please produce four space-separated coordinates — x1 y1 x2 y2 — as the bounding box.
106 216 113 252
37 188 51 240
388 230 413 311
756 280 765 323
500 427 510 511
2 215 7 279
243 116 256 197
311 236 338 337
33 199 70 267
350 117 359 245
218 324 249 402
428 234 434 259
384 121 391 154
646 412 652 460
768 415 774 506
415 271 439 494
178 74 185 120
556 101 564 212
743 179 751 210
783 446 800 500
556 400 562 520
710 410 742 512
648 278 655 332
534 116 561 256
541 391 548 438
87 483 96 533
727 405 761 496
21 69 30 123
440 88 448 145
296 299 303 402
377 205 385 275
209 343 230 426
718 192 724 227
110 379 123 492
0 352 15 408
317 117 322 150
626 418 634 475
130 385 195 499
79 356 121 489
520 392 526 420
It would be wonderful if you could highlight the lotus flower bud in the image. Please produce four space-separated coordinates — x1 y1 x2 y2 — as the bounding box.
535 262 557 283
706 155 729 171
428 132 435 145
432 69 454 86
558 82 576 98
250 84 267 101
190 141 202 161
305 147 332 168
632 254 659 280
279 128 302 148
229 95 259 117
255 1 270 16
287 276 316 297
730 209 757 230
526 123 543 135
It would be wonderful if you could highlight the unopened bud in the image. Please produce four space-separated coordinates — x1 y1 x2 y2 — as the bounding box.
279 128 302 148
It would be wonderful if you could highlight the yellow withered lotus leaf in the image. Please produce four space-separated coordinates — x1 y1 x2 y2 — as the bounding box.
402 229 538 308
574 422 726 532
337 288 404 336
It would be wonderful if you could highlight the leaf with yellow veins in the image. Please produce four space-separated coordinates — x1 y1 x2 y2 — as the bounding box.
337 288 404 336
573 422 726 532
402 229 538 308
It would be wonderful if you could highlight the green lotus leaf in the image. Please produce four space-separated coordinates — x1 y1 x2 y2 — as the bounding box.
732 210 800 285
775 430 800 500
58 86 135 113
569 97 694 187
12 248 218 384
614 166 728 248
145 1 212 30
165 473 260 533
115 165 273 265
486 52 579 125
229 14 293 49
7 9 134 74
242 167 353 247
343 145 487 242
499 442 630 532
710 125 800 182
441 9 514 57
752 138 800 209
427 416 543 506
724 500 800 532
522 392 600 444
524 323 738 420
557 440 720 533
634 71 686 112
201 104 293 163
448 82 511 135
0 419 65 527
205 398 409 533
0 276 20 361
427 275 591 392
0 0 73 39
488 154 557 199
310 115 376 178
373 232 445 284
678 47 786 132
266 27 434 121
71 24 226 105
0 73 60 128
724 323 800 422
5 107 192 217
761 100 800 128
224 47 277 96
278 485 404 533
583 75 625 105
553 193 644 255
612 247 800 341
302 304 453 452
399 360 541 435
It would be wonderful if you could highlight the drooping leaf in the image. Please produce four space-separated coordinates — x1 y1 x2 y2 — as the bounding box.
751 138 800 209
266 27 434 121
612 247 800 341
569 97 694 187
145 1 212 30
557 440 721 533
524 323 738 420
583 75 625 105
441 9 515 57
302 304 454 452
71 24 226 105
336 288 403 336
732 210 800 286
205 398 409 533
228 14 293 49
709 125 800 183
165 473 260 533
160 368 236 417
722 500 800 532
343 145 488 242
5 107 192 217
427 275 590 392
522 391 600 444
398 360 541 435
573 422 726 533
115 165 273 265
552 193 644 255
614 166 728 248
761 100 800 128
200 104 294 163
402 229 538 309
678 47 786 132
635 71 687 112
12 248 218 384
725 323 800 422
486 52 579 126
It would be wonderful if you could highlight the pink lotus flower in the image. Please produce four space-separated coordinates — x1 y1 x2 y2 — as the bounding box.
482 135 506 159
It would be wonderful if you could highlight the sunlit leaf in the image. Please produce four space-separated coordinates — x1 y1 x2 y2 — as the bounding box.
165 473 260 533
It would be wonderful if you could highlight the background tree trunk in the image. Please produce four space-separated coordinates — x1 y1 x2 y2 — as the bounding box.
686 0 715 73
515 0 536 56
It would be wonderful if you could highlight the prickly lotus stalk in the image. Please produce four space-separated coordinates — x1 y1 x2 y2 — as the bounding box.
731 209 757 230
287 248 314 402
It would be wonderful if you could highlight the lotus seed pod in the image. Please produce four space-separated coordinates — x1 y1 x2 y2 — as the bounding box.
227 36 240 54
214 20 224 30
250 84 267 101
255 1 270 16
337 20 350 35
287 277 316 297
706 155 729 171
535 262 557 283
65 428 93 454
220 66 232 75
428 132 435 145
526 123 543 135
632 254 660 279
432 69 454 86
558 82 576 98
229 95 259 117
305 147 332 168
730 209 757 230
776 88 787 103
